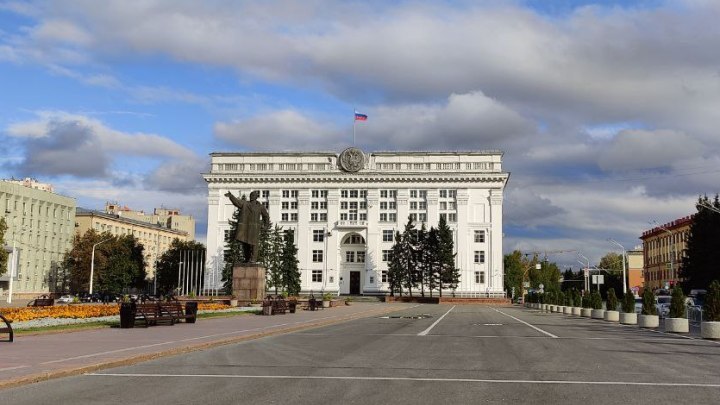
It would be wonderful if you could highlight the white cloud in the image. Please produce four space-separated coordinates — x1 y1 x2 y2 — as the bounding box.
598 129 705 171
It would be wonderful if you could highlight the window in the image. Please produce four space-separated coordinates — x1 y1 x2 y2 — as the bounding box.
383 230 394 242
448 213 456 222
410 201 417 210
440 190 447 198
357 251 365 263
313 230 325 242
282 202 289 209
312 250 324 262
346 251 355 262
439 202 447 210
311 202 319 209
382 250 393 262
418 213 427 222
282 190 290 198
382 271 388 283
350 190 358 198
281 213 289 221
380 213 388 222
475 271 485 284
311 213 319 221
341 202 348 209
312 270 322 282
343 234 365 244
380 202 387 210
474 251 485 263
388 213 397 222
410 190 417 198
474 230 485 243
290 213 298 221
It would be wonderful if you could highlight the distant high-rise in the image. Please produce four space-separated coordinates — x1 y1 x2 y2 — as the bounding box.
1 179 75 298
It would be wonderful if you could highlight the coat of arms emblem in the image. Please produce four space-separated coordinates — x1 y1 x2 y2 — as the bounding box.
339 147 365 172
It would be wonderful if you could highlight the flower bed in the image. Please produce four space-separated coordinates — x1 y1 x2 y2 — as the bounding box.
2 302 230 322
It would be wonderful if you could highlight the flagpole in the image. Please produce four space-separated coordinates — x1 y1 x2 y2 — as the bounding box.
353 109 356 145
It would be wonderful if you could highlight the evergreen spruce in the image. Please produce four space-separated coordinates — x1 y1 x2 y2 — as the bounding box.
591 291 603 310
437 216 459 296
266 225 284 295
280 229 301 296
641 288 657 315
622 291 636 313
400 216 418 297
425 227 440 297
581 291 591 308
606 288 618 312
704 280 720 322
387 231 404 296
681 195 720 291
669 287 686 319
557 291 566 307
416 223 428 297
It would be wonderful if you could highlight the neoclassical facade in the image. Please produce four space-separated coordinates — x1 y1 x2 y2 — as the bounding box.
204 149 509 296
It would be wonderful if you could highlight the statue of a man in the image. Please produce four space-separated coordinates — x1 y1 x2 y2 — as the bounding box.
225 190 270 263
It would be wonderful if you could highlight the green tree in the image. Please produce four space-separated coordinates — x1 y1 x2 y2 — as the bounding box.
387 231 404 296
504 251 525 300
557 291 566 307
424 227 441 297
622 290 635 313
597 252 624 298
416 223 428 297
641 288 657 315
437 216 460 296
703 280 720 322
590 291 603 310
280 229 301 296
581 290 591 308
222 196 247 294
155 239 206 295
681 196 720 292
265 225 284 295
606 288 618 311
669 287 686 319
0 217 7 276
399 216 418 297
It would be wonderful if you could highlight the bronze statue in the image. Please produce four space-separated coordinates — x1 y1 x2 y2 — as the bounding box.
225 190 270 263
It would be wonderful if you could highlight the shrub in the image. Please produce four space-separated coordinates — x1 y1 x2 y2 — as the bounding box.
606 288 618 312
322 292 333 301
641 288 657 315
704 280 720 322
581 291 591 308
622 292 635 313
590 291 603 310
557 291 565 307
572 289 582 307
565 290 574 307
669 287 687 319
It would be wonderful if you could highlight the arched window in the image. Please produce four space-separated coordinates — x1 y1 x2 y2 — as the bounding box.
343 234 366 245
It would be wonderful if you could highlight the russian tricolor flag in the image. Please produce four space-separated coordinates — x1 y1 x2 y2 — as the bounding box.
354 111 368 121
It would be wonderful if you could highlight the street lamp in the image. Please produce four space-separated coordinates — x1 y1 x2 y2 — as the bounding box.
607 238 628 295
577 253 590 292
6 224 30 304
89 238 111 295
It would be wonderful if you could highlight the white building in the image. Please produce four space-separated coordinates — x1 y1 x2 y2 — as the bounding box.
204 148 509 296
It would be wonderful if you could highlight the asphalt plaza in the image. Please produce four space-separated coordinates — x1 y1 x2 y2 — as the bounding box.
3 304 720 404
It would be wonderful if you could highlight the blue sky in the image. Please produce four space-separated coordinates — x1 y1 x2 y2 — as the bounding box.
2 0 719 268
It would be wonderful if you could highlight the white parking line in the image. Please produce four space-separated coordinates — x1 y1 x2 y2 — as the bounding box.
86 373 720 388
0 365 29 372
492 308 558 338
417 306 455 336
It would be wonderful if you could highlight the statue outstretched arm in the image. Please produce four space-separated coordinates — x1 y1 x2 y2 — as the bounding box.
225 192 246 208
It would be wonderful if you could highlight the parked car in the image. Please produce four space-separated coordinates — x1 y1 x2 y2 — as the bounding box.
56 294 75 304
656 295 671 318
634 297 643 314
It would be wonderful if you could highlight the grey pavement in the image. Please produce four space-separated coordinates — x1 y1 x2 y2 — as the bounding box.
3 304 720 404
0 302 409 388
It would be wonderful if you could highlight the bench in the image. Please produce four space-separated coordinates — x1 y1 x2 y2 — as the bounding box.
28 298 54 307
159 302 197 323
0 314 13 342
134 303 177 327
132 302 197 327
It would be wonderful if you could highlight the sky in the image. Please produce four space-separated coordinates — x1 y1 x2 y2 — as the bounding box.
1 0 718 269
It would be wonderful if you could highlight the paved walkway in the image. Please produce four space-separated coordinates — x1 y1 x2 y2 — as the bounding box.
0 302 412 389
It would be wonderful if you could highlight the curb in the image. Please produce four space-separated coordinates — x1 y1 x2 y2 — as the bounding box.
0 305 406 390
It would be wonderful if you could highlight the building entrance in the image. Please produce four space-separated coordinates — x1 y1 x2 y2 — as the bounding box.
350 271 361 295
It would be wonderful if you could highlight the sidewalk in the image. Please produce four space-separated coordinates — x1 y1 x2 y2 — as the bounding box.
0 302 411 389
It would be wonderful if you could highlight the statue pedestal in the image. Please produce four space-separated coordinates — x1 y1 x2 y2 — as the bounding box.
232 264 266 303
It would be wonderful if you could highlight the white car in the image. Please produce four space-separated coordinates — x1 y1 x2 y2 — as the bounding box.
56 294 75 304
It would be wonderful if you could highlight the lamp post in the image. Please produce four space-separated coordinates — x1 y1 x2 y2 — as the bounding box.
578 253 590 292
608 239 627 295
89 238 111 295
177 261 184 296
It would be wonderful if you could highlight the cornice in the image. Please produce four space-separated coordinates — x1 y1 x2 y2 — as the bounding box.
203 173 509 185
